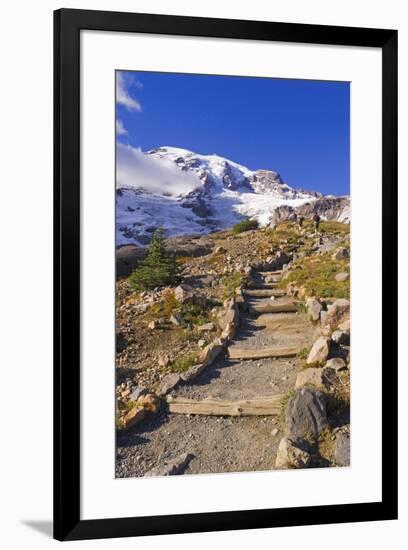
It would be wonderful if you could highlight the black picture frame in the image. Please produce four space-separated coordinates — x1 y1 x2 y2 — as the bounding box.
54 8 398 541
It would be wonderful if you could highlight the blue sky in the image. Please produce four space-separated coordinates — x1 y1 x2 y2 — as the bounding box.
116 71 349 196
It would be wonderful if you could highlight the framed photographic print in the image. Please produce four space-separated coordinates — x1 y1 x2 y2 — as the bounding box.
54 8 398 541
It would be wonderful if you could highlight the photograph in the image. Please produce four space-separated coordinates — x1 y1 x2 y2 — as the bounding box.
115 71 351 477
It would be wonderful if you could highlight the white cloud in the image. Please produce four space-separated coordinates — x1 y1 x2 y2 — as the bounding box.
116 72 142 111
116 119 128 136
116 143 201 196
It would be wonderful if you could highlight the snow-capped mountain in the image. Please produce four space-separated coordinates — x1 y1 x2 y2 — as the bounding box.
116 145 349 246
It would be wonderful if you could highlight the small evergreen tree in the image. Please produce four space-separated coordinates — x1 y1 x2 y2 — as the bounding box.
129 227 179 290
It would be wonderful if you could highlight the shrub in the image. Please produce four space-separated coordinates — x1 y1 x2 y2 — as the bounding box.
232 219 259 234
129 227 179 290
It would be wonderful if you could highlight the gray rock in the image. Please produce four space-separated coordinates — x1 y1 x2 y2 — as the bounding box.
338 318 350 333
198 341 223 367
285 387 329 441
325 357 347 372
218 300 238 331
275 437 311 469
306 297 322 321
307 336 330 364
331 330 350 346
323 299 350 329
169 314 182 326
134 303 149 315
128 386 148 401
174 285 191 304
156 373 181 396
200 275 215 286
335 431 350 466
116 244 147 277
180 364 205 382
295 366 337 390
335 272 349 282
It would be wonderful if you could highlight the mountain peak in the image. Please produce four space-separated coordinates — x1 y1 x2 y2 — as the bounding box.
116 145 348 246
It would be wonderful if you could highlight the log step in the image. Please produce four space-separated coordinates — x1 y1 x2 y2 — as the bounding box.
250 301 298 314
243 288 286 297
259 270 282 276
167 395 284 416
227 345 301 360
247 283 279 290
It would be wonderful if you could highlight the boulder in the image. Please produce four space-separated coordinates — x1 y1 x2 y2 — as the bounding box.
221 322 236 340
169 314 182 326
122 406 145 430
324 299 350 329
320 310 328 326
180 363 206 382
165 235 213 258
335 430 350 466
306 297 322 322
325 357 347 372
158 354 171 368
338 318 351 333
116 245 147 277
331 330 350 346
174 285 192 304
137 393 160 413
156 373 181 396
306 336 330 364
218 300 238 331
275 437 311 469
128 386 148 401
295 367 337 390
335 272 349 282
198 341 224 367
285 387 329 441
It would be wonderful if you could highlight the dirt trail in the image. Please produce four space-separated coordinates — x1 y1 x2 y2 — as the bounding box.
116 272 315 477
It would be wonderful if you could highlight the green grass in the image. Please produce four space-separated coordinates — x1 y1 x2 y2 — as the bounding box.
280 254 350 299
297 346 311 360
279 389 296 425
221 272 244 298
170 352 199 373
296 302 308 314
265 222 301 245
232 219 259 234
180 302 211 327
319 221 350 236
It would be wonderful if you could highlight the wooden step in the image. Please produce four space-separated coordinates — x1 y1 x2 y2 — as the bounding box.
259 270 282 276
227 345 301 360
247 283 279 290
167 395 284 416
250 301 298 314
243 288 286 297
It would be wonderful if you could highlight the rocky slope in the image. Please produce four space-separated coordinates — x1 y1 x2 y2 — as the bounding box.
116 220 350 476
116 146 350 246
